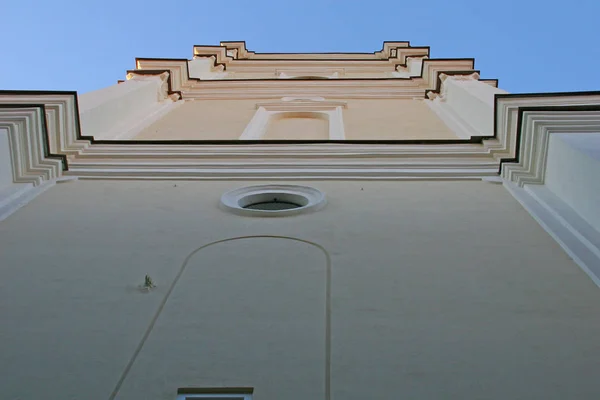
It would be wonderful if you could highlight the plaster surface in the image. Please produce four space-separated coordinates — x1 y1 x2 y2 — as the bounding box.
545 133 600 232
134 100 258 140
134 99 457 141
336 99 456 140
264 114 329 140
114 237 328 400
441 78 507 137
0 128 12 188
1 180 600 399
79 77 165 139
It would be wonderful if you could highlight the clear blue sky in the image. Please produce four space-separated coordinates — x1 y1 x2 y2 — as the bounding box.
1 0 599 94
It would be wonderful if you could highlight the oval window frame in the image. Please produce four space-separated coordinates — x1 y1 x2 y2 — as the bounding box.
220 185 326 217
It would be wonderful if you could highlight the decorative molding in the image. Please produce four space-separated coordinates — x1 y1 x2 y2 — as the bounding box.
502 108 600 186
424 72 502 140
394 55 428 78
495 94 600 183
65 141 500 181
219 184 326 217
277 69 343 79
0 103 66 184
181 79 428 100
4 91 597 182
192 46 231 69
498 96 600 290
440 72 480 82
239 99 346 140
131 42 489 100
0 86 500 180
220 41 248 59
425 71 481 100
0 93 77 221
132 60 189 96
126 70 182 100
15 54 600 184
0 90 503 183
0 91 87 155
218 40 425 61
256 99 347 111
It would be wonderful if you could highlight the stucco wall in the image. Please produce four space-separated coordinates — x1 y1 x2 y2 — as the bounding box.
1 180 600 400
0 128 12 188
545 133 600 231
134 99 457 141
134 100 258 140
264 113 329 140
343 99 457 139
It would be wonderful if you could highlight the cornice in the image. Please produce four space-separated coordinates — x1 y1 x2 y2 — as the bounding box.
0 91 87 155
129 41 492 101
0 90 507 181
18 44 595 183
192 45 230 70
181 79 427 100
0 102 64 185
215 40 424 61
0 91 87 221
425 71 481 100
131 55 485 100
255 98 347 111
496 92 600 186
126 70 182 100
65 141 500 181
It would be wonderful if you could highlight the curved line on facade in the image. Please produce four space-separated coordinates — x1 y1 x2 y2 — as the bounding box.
109 235 332 400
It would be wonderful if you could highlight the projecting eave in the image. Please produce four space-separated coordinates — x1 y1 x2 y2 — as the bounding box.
130 58 495 100
125 41 500 99
496 91 600 185
2 90 600 182
0 90 496 182
191 41 432 72
207 40 425 61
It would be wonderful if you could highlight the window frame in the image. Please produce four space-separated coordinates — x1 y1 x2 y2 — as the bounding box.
176 388 253 400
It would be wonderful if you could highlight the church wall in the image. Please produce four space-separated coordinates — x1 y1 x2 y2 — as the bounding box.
134 100 258 140
342 99 457 139
545 133 600 231
1 180 600 400
134 98 457 141
263 113 330 140
0 128 13 188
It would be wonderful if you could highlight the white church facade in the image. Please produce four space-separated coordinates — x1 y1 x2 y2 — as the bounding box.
1 41 600 400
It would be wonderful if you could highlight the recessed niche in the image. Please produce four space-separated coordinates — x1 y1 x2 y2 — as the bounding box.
263 112 329 140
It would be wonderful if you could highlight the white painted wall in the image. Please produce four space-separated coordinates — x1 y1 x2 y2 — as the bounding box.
78 77 172 140
0 127 43 222
425 78 507 139
545 133 600 231
0 128 13 188
443 78 506 137
2 180 600 400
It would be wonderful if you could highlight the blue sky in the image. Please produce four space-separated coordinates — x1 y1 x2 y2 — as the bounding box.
1 0 599 94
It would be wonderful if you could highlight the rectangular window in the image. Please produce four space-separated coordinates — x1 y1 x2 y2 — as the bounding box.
177 388 253 400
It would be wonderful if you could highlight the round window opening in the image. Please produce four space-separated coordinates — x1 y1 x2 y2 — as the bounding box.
220 185 326 217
